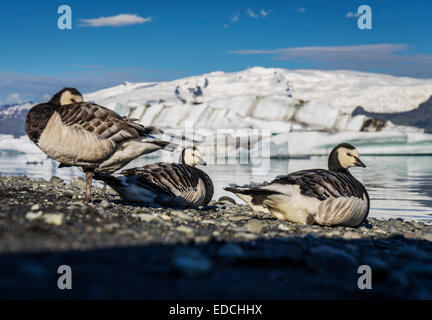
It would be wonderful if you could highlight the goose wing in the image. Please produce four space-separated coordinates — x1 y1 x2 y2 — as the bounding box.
121 163 207 204
272 169 366 200
57 102 153 144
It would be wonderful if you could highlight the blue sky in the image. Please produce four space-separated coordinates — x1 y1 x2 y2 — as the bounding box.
0 0 431 104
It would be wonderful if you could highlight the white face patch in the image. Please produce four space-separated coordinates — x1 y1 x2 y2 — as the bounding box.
182 148 204 166
59 90 83 105
337 147 360 169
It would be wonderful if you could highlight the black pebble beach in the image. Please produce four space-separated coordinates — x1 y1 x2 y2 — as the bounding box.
0 175 431 299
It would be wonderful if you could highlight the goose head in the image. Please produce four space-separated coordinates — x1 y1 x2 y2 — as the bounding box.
179 146 206 167
49 88 83 106
328 143 366 171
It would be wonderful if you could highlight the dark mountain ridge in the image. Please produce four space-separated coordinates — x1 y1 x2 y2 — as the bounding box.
353 95 432 133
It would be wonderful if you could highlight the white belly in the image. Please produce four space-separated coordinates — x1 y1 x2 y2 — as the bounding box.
261 184 320 224
38 112 114 166
259 183 368 226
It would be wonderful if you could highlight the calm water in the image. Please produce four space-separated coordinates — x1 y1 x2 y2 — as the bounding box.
1 152 432 223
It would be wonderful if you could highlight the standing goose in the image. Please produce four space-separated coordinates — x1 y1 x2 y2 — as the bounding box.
93 147 214 208
25 88 177 201
225 143 369 227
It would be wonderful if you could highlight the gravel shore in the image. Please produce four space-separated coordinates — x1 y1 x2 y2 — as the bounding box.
0 175 431 299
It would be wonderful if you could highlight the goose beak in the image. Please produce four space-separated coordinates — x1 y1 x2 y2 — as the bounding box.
198 159 207 166
355 157 366 168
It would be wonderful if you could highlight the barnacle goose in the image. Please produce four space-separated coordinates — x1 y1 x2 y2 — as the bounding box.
25 88 177 201
225 143 369 227
93 147 214 208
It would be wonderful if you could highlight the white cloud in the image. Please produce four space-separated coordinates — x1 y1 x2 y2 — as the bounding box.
79 14 151 27
260 9 273 17
246 8 259 18
224 12 240 28
246 8 272 18
6 93 21 103
231 44 432 78
232 13 240 23
298 7 306 13
225 8 272 27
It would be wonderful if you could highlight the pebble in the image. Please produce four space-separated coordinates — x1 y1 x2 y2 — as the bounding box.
194 235 211 244
50 176 65 187
343 231 362 240
228 215 251 222
278 223 291 231
25 211 43 221
173 248 212 277
70 177 86 190
217 243 245 258
201 220 216 225
170 211 193 221
105 223 120 232
410 221 425 229
135 214 160 223
41 213 64 226
296 225 316 233
325 230 341 238
422 232 432 242
30 204 40 211
176 226 194 234
96 208 109 218
159 214 171 222
99 200 113 209
244 219 265 234
235 232 258 241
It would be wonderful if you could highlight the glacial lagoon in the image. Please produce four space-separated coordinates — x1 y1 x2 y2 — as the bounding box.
1 151 431 223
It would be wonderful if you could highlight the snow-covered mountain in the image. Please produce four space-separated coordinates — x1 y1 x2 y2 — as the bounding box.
2 67 432 158
0 102 33 137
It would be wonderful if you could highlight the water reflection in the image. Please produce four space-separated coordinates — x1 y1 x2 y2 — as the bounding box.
1 152 431 223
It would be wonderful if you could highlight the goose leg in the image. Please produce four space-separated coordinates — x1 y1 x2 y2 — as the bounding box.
101 183 107 198
85 171 94 202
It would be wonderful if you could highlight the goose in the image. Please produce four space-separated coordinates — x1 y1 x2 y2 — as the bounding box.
93 147 214 208
225 143 369 227
25 88 177 201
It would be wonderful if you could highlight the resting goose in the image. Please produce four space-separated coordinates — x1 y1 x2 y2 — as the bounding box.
93 147 214 208
25 88 177 201
225 143 369 227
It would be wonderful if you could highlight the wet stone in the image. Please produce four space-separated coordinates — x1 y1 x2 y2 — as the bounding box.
70 177 86 190
173 248 212 277
217 243 246 258
50 176 65 187
243 219 265 234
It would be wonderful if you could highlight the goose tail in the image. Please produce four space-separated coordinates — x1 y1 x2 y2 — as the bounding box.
224 186 275 214
224 186 277 196
152 140 179 152
93 172 124 187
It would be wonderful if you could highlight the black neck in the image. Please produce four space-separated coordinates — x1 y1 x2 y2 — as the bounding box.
25 103 58 144
328 149 351 174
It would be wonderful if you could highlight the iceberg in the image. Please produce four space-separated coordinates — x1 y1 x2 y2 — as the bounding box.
2 67 432 159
